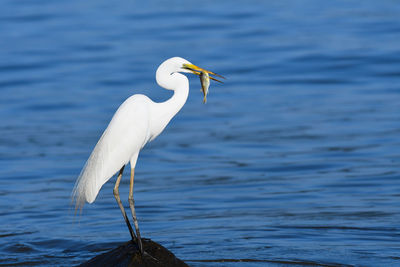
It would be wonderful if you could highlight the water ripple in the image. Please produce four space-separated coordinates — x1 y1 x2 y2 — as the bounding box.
1 0 400 266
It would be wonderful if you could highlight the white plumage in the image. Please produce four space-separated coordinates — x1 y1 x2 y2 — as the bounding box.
71 57 224 254
73 95 151 206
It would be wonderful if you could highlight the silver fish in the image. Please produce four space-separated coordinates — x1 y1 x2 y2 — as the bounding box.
200 71 210 103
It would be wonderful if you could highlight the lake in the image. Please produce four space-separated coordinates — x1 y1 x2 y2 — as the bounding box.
0 0 399 266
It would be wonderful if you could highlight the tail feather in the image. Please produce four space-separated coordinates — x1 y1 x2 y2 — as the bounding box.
72 161 94 212
72 130 125 211
72 140 106 211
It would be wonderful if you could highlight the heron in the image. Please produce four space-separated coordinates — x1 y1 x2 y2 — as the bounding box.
72 57 224 254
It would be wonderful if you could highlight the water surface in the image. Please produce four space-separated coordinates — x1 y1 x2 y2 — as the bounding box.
0 0 400 266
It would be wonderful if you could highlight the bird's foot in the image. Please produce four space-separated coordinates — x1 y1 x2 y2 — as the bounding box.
130 237 144 255
137 237 144 255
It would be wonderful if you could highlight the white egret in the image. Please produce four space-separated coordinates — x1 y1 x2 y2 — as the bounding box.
72 57 224 254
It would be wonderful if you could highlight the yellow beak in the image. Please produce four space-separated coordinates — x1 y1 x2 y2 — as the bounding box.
182 63 225 83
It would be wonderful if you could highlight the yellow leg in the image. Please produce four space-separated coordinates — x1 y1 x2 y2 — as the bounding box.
128 167 143 254
113 166 136 241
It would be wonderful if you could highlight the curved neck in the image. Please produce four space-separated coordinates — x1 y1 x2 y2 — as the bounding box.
159 76 189 119
150 71 189 140
156 64 190 115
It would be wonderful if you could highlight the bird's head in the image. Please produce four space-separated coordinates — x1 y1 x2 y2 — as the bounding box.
157 57 225 101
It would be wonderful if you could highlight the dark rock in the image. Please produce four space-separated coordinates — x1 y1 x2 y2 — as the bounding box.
78 238 189 267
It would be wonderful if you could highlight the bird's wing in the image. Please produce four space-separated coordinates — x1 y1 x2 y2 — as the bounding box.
72 95 151 210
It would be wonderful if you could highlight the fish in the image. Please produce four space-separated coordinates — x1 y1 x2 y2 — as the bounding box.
199 71 210 103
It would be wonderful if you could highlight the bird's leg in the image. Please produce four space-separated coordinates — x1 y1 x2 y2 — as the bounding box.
113 165 137 242
129 167 144 254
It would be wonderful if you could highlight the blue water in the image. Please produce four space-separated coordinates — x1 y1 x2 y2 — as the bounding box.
1 0 400 266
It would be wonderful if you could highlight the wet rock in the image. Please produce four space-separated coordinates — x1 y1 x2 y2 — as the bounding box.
78 238 188 267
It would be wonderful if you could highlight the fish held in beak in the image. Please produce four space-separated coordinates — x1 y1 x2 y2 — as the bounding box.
200 71 210 104
182 63 225 103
